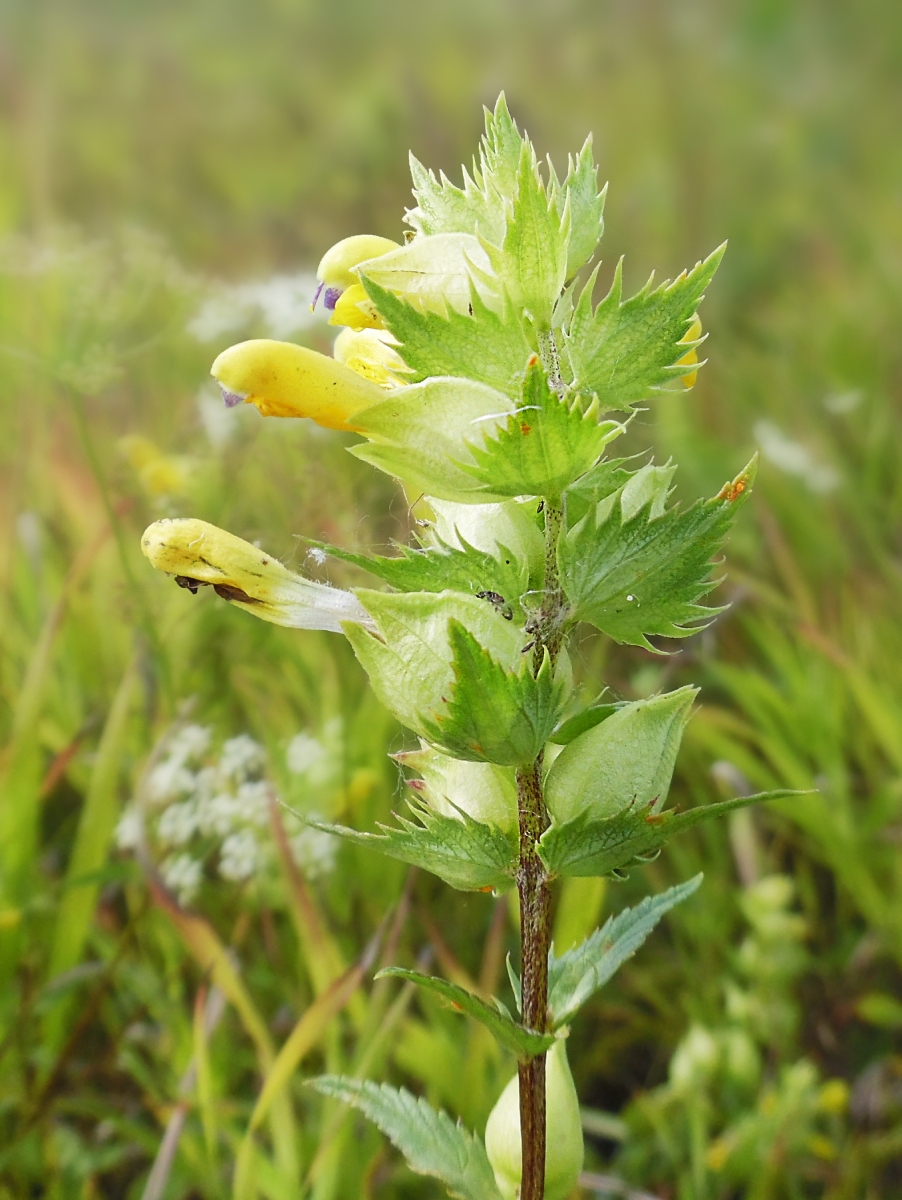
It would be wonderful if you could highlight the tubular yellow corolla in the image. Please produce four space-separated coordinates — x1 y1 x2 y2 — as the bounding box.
211 338 386 430
141 517 374 633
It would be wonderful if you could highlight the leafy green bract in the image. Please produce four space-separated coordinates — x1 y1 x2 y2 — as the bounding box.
303 802 517 893
547 876 702 1027
421 622 565 765
309 1077 504 1200
482 142 570 327
538 790 808 879
361 277 534 398
558 459 756 649
313 536 529 623
377 967 554 1058
461 356 624 502
564 244 724 411
343 590 526 750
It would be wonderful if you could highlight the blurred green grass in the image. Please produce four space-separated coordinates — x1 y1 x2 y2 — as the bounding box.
1 1 901 1197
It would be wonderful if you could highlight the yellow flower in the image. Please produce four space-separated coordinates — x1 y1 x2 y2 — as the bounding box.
120 434 193 497
313 234 399 324
141 517 374 633
332 327 409 389
211 338 385 430
676 315 703 388
328 282 383 330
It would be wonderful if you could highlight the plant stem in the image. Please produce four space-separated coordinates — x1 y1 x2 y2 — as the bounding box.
516 759 551 1200
516 488 566 1200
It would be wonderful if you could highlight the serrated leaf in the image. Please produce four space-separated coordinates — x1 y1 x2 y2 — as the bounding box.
460 355 624 501
406 154 501 242
561 457 634 526
484 142 569 325
565 243 725 410
421 621 565 765
404 96 523 246
350 376 516 502
478 93 526 206
311 536 528 621
544 687 697 823
301 802 517 892
360 277 534 397
558 459 756 649
538 790 810 879
377 968 554 1058
344 590 526 747
309 1077 503 1200
550 138 606 279
547 876 702 1027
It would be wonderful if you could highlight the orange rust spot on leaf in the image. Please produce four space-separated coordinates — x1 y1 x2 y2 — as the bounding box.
479 886 495 893
717 477 748 503
520 422 532 435
644 813 665 825
527 353 539 367
471 743 484 756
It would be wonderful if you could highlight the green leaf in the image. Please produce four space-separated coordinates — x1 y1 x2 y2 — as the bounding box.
301 801 517 892
538 790 810 879
564 243 725 410
547 876 703 1027
558 459 756 649
361 277 534 398
422 621 565 766
350 376 516 503
484 142 569 326
544 687 697 823
377 968 554 1058
404 95 524 246
479 93 526 208
311 536 529 621
460 356 624 502
344 590 526 747
548 137 606 279
309 1077 504 1200
561 457 633 526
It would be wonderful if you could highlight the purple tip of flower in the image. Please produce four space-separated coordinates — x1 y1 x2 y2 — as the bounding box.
323 286 343 311
219 384 247 409
310 280 324 312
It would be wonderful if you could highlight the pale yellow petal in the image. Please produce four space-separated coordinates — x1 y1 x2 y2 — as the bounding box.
211 338 385 430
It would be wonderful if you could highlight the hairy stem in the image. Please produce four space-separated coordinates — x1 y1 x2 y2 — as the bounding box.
516 481 566 1200
516 759 551 1200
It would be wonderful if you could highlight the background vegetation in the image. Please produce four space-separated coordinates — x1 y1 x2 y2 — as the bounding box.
1 0 901 1196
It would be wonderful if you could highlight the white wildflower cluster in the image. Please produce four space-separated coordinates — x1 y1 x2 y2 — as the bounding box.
115 721 339 905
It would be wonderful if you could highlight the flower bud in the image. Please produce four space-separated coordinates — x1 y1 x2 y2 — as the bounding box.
676 315 703 388
484 1040 584 1200
141 517 375 633
210 338 385 430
